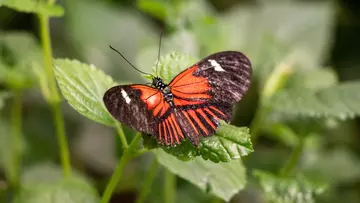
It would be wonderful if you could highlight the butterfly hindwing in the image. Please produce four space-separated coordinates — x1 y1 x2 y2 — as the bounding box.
171 104 232 146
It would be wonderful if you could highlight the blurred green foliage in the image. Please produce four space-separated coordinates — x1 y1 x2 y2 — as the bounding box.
1 0 360 203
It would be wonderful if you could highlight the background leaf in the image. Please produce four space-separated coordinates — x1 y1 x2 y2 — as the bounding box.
14 163 100 203
2 0 64 16
155 149 246 201
0 92 10 110
0 32 42 89
54 59 117 126
254 170 326 203
64 0 157 83
270 81 360 120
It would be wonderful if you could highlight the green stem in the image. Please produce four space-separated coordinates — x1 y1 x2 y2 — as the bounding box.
136 159 159 203
52 103 71 177
279 137 305 177
133 148 149 157
10 91 22 189
39 13 71 177
249 105 267 144
211 196 224 203
101 133 142 203
115 122 128 149
164 169 176 203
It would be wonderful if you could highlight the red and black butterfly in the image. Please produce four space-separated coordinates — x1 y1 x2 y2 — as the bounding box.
103 50 252 146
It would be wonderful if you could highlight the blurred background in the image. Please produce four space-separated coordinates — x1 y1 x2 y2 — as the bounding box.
1 0 360 202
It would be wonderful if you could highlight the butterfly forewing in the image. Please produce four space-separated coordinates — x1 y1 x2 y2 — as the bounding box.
103 85 160 135
170 51 252 105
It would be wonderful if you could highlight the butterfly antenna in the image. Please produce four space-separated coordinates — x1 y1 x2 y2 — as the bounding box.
109 45 154 77
155 31 163 78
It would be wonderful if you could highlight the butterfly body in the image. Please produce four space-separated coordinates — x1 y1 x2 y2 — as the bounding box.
104 51 252 146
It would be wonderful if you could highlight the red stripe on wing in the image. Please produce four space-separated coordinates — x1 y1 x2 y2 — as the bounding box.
165 119 173 145
209 106 226 117
196 108 216 130
204 107 220 120
170 113 184 140
182 111 199 135
187 109 208 135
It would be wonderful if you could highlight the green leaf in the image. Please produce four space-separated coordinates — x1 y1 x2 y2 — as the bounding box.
155 149 246 201
286 68 338 90
0 32 42 89
220 2 334 69
152 51 197 83
0 118 26 183
270 81 360 120
254 170 327 203
303 148 360 184
2 0 64 16
136 0 168 21
65 0 156 82
144 120 253 163
14 163 100 203
54 59 117 126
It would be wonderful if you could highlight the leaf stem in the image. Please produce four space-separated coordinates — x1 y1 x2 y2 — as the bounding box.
10 90 22 189
115 122 128 149
279 137 305 177
101 133 142 203
39 14 71 177
136 159 159 203
164 169 176 203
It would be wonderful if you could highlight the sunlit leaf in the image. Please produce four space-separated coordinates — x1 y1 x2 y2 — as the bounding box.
254 170 327 203
14 164 99 203
155 150 246 201
2 0 64 17
54 59 117 126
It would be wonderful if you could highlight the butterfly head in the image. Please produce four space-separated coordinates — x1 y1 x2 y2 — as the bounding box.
152 77 167 90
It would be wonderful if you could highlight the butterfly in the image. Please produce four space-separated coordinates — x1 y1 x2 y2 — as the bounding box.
103 51 252 146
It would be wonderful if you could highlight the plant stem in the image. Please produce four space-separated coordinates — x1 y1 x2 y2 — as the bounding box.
39 14 71 177
10 91 22 189
115 122 128 149
279 137 305 177
52 102 71 177
249 105 267 144
136 159 159 203
133 148 149 157
101 133 142 203
164 169 176 203
211 196 224 203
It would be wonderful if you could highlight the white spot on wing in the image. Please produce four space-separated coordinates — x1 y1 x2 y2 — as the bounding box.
121 89 131 104
208 59 225 72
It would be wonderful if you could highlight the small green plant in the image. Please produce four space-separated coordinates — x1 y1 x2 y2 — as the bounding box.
1 0 360 203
